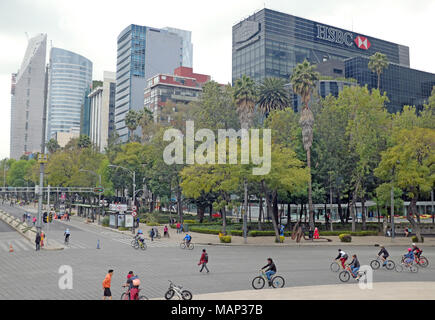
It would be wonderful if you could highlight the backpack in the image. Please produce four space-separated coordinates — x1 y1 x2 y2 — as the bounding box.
132 278 141 287
204 253 208 262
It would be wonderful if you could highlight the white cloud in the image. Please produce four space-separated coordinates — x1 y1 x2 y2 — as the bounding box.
1 0 434 158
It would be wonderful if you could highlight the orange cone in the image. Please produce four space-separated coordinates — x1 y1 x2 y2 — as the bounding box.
9 244 14 252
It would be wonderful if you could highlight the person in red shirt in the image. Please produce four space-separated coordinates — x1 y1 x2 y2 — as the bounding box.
176 222 181 234
198 249 210 273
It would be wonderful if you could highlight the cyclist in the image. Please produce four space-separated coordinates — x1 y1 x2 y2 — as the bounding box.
64 228 71 244
377 245 390 267
348 254 360 279
335 249 348 269
136 229 145 245
403 248 414 267
411 243 422 261
261 258 277 287
183 233 192 247
125 272 141 300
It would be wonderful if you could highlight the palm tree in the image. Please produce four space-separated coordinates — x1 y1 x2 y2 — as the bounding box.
368 52 389 90
257 77 291 116
46 138 60 154
233 75 257 129
125 109 142 142
290 59 319 230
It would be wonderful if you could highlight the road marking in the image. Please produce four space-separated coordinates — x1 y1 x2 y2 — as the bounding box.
13 239 30 251
0 241 9 252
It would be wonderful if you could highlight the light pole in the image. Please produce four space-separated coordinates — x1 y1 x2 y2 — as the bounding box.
109 165 135 234
79 169 102 224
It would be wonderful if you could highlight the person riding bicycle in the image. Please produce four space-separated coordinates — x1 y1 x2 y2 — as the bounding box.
377 245 390 267
348 254 360 279
183 233 192 246
411 243 422 260
335 249 349 269
261 258 277 287
64 228 71 244
125 271 141 300
403 248 414 267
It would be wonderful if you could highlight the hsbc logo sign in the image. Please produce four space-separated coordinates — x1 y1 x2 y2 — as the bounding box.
354 35 371 50
316 24 371 50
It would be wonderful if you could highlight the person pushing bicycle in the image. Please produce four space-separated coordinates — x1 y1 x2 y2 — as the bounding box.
261 258 277 287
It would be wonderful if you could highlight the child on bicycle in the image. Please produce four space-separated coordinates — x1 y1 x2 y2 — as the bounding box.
403 248 414 267
136 229 145 244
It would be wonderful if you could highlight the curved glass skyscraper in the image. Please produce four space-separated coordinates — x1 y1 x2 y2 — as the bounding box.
46 47 92 141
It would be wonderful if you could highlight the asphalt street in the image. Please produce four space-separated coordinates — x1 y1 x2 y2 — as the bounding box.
0 204 434 300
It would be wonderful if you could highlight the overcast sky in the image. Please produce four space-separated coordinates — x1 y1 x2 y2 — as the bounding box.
1 0 434 159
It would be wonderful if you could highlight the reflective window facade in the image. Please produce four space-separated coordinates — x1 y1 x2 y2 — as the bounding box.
345 56 435 113
47 48 92 141
232 9 409 84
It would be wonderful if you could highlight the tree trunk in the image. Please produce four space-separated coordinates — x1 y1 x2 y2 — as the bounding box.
306 148 314 229
197 204 205 223
350 189 357 232
258 196 263 231
176 186 183 223
209 203 213 222
361 197 366 230
287 203 291 229
262 181 280 241
221 208 227 235
409 196 423 242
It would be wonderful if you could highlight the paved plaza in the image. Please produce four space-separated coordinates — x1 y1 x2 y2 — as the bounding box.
0 204 434 300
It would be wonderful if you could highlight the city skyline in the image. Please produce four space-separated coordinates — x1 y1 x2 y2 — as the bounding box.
1 0 435 158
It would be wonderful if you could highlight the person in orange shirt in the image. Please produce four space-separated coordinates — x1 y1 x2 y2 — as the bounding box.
102 269 114 300
40 231 45 247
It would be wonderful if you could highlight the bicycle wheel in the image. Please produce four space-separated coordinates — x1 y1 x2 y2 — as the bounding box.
271 276 285 288
410 265 418 273
165 289 175 300
187 243 194 250
180 243 186 249
120 292 129 300
252 276 265 289
419 256 429 268
339 271 350 282
395 264 403 272
131 240 137 247
385 260 395 270
370 260 380 270
133 243 139 250
139 295 148 300
182 290 192 300
330 262 340 272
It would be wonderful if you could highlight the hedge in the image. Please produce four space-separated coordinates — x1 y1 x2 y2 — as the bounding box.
339 234 352 242
188 227 221 235
412 235 424 243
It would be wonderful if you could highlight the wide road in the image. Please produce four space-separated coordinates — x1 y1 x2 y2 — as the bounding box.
0 204 434 300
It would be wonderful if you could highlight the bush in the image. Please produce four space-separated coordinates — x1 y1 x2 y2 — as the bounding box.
189 227 221 235
339 234 352 242
219 235 232 243
183 220 197 224
230 230 243 236
101 217 109 227
118 227 129 231
320 231 377 236
279 236 285 243
146 222 160 226
411 235 424 243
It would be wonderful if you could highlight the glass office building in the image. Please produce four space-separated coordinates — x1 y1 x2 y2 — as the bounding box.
232 8 409 84
345 56 435 113
115 25 192 142
47 48 92 141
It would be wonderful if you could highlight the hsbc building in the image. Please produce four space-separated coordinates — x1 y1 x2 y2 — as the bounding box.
232 8 411 83
232 8 435 113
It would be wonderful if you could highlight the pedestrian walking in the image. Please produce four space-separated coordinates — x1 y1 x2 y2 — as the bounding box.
176 222 180 234
180 223 184 233
164 225 169 238
32 216 36 226
102 269 114 300
35 232 41 251
198 249 210 273
150 228 154 241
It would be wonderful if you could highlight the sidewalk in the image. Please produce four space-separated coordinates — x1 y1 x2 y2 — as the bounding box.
21 205 435 247
191 282 435 300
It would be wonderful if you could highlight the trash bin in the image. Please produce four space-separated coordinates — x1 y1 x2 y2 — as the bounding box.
184 224 189 232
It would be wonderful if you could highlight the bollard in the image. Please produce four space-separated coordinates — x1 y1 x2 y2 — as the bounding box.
97 239 100 249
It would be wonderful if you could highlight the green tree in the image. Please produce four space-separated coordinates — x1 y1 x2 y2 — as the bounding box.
290 59 319 229
257 77 291 115
375 128 435 241
125 109 142 142
368 52 389 90
233 75 257 130
46 138 60 154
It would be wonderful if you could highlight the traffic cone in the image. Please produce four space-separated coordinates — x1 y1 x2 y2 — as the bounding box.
9 244 13 252
97 239 100 249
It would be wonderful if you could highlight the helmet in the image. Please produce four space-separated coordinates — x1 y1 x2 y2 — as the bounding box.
408 248 412 251
412 243 416 246
137 229 143 234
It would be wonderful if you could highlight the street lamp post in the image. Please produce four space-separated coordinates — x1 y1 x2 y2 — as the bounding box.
109 165 136 234
79 169 102 224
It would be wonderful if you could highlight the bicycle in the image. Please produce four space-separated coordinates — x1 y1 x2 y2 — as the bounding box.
395 260 418 273
370 256 395 270
180 241 194 250
252 270 285 289
64 236 70 246
133 239 147 250
338 265 366 283
164 281 192 300
330 259 347 272
120 285 148 300
401 255 429 268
